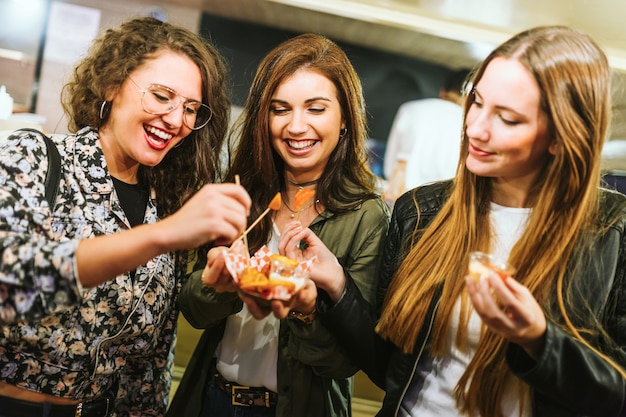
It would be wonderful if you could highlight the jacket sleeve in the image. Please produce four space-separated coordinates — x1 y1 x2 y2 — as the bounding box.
289 198 390 379
507 203 626 417
0 131 82 324
317 185 447 388
178 268 243 329
507 321 626 416
317 196 415 387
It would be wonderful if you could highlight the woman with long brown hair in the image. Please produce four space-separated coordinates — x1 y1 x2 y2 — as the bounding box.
283 26 626 416
168 33 389 417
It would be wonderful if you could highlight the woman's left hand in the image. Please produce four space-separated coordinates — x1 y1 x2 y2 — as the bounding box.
279 221 346 302
466 273 547 360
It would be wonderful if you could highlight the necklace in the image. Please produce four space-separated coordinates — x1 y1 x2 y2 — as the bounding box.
286 177 321 189
282 197 320 219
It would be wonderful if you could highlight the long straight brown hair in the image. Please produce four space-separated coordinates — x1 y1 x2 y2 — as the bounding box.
224 33 378 253
376 26 625 417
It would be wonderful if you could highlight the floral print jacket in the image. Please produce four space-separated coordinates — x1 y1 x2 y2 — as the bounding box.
0 127 183 416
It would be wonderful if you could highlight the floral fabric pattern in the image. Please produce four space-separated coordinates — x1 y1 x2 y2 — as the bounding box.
0 127 182 416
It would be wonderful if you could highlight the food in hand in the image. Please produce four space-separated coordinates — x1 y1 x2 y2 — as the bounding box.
268 193 282 210
468 252 515 283
239 254 299 293
225 246 316 301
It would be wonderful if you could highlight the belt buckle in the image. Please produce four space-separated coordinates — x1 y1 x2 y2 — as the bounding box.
75 396 111 417
231 385 251 407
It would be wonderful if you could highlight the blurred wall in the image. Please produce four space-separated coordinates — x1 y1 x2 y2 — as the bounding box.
32 0 201 134
200 13 454 145
0 0 48 111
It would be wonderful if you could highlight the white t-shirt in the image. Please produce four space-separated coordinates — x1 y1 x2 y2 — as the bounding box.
400 203 531 417
215 225 282 392
383 98 463 187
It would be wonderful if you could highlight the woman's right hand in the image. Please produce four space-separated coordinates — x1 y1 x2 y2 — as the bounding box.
200 246 239 293
75 183 250 288
162 183 251 250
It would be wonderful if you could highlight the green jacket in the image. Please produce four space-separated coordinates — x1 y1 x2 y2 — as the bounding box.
166 197 390 417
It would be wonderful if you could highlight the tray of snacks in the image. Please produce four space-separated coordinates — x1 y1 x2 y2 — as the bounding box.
224 244 316 301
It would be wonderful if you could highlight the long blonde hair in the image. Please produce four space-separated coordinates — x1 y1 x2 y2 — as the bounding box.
376 26 623 416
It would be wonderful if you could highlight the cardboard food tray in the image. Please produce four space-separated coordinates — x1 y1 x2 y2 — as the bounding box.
224 245 316 301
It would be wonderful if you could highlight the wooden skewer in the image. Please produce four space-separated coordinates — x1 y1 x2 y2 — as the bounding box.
230 192 281 249
234 175 249 256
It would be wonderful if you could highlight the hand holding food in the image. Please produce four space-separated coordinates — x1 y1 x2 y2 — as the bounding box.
223 245 316 302
280 222 346 303
466 261 547 360
468 251 516 283
200 246 239 292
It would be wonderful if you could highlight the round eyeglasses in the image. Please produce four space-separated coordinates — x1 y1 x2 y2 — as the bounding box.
129 77 212 130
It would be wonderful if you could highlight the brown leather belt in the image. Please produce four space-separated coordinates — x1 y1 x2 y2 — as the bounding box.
0 393 114 417
213 371 277 408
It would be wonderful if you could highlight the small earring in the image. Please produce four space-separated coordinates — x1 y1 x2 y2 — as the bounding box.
99 101 110 120
339 127 348 139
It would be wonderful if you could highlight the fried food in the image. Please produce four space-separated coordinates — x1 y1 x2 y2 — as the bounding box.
238 254 299 294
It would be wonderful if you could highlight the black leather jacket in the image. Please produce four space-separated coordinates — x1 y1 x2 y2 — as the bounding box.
319 180 626 417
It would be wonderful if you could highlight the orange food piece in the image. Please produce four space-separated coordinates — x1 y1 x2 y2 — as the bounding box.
238 257 299 295
268 193 282 210
293 189 316 210
265 279 296 291
270 254 299 268
238 267 269 291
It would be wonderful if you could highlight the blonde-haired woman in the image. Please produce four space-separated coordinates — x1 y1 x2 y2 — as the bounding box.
282 25 626 416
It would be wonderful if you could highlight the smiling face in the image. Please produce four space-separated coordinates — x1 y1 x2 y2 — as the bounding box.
465 57 555 202
99 50 203 181
269 68 345 181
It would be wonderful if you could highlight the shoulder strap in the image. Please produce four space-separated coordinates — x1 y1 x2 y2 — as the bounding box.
17 128 61 208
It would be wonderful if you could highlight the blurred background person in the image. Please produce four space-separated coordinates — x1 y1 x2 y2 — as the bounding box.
382 67 472 204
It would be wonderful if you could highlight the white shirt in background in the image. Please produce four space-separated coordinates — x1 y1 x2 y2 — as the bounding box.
383 98 463 187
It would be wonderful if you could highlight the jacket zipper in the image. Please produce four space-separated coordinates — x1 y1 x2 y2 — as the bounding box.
392 297 441 416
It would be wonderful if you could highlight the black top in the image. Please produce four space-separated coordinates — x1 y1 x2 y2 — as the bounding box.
111 177 148 228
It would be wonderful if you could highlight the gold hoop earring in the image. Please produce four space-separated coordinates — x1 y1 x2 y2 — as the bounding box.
339 128 348 139
99 101 110 120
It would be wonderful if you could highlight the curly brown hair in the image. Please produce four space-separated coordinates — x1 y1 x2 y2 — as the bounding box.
61 17 230 217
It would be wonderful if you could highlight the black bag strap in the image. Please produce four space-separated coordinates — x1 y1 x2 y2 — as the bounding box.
17 128 61 208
